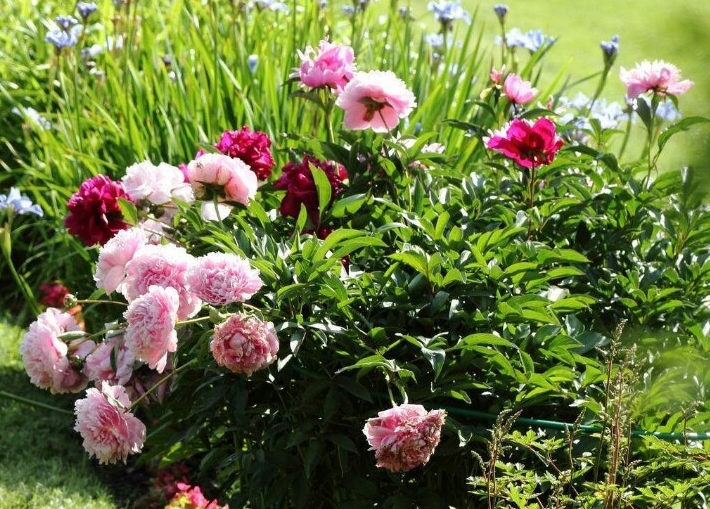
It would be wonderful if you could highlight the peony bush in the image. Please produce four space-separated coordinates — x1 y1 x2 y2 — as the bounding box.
5 0 710 507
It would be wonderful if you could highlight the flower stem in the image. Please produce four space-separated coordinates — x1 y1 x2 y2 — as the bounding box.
130 358 198 409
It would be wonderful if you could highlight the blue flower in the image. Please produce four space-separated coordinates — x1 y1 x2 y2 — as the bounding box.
11 106 52 130
493 4 508 20
254 0 289 13
424 32 445 51
497 28 555 52
45 28 80 49
54 15 79 31
0 188 44 217
600 35 619 67
247 54 259 73
76 2 99 21
427 0 471 31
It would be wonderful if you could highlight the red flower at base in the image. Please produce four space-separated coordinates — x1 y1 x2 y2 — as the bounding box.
486 117 563 169
64 175 131 246
214 126 275 181
274 154 348 223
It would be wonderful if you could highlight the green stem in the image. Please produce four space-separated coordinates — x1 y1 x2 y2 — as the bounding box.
0 390 74 415
130 358 198 409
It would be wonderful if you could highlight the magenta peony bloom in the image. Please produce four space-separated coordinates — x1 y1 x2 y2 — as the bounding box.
187 252 263 306
273 154 348 223
83 334 135 386
19 307 93 394
211 313 279 376
65 175 131 246
122 243 201 320
214 126 276 181
295 38 356 93
335 70 416 133
486 117 564 169
38 282 71 308
502 73 537 105
94 227 148 294
620 60 694 99
124 285 179 373
363 403 446 472
74 381 146 465
122 160 194 205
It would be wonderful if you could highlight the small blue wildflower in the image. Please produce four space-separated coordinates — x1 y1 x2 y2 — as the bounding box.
12 106 52 130
493 4 508 21
54 15 79 31
600 35 620 72
255 0 289 13
76 2 99 21
317 0 328 8
341 5 355 15
0 188 44 217
247 54 259 73
497 27 554 52
427 0 471 31
398 6 411 19
649 98 682 122
424 32 445 51
45 28 79 49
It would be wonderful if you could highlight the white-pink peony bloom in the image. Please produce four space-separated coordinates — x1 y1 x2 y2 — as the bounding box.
124 285 179 373
620 60 694 99
83 334 135 385
74 381 146 465
502 73 537 105
19 307 93 394
94 227 148 294
187 153 258 207
295 38 356 92
211 314 278 376
363 403 446 472
122 243 201 319
335 70 416 133
122 160 194 205
186 252 263 306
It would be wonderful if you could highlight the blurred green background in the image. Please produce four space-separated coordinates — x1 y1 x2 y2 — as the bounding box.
408 0 710 192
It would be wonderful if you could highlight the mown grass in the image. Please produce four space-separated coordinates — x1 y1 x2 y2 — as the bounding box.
0 319 130 509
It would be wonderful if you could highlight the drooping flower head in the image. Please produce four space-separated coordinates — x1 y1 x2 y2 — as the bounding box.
335 70 416 133
74 381 146 465
502 73 537 105
187 252 263 306
214 126 276 181
122 243 201 320
65 175 131 246
83 333 135 386
619 60 693 99
363 404 446 472
94 227 148 294
273 154 348 223
124 285 179 373
486 117 564 169
211 313 279 376
19 307 93 394
295 38 356 93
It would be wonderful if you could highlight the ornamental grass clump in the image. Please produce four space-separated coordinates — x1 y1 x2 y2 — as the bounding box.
5 1 710 508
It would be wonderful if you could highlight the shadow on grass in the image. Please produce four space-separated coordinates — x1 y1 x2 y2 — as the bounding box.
0 362 150 509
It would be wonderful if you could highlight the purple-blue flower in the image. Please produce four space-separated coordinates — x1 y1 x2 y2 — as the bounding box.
427 0 471 30
54 15 79 31
247 54 259 73
45 28 80 49
600 35 619 67
493 4 508 20
0 188 43 217
76 2 99 21
497 28 555 52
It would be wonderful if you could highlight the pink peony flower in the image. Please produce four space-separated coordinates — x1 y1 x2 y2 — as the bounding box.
502 73 537 105
19 307 93 394
124 285 180 373
74 381 146 465
83 334 135 385
486 117 564 169
620 60 694 99
187 153 258 206
295 38 356 92
186 252 263 306
489 65 506 85
122 243 201 320
363 403 446 472
122 160 194 205
214 126 276 181
273 154 348 223
211 313 279 376
65 175 131 246
94 227 148 294
335 70 416 133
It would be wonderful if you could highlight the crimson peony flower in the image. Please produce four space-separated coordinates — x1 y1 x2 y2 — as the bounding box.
74 381 146 465
274 154 348 223
214 126 275 181
363 404 446 472
211 313 279 376
335 70 416 133
486 117 563 169
38 282 71 308
619 60 693 99
294 37 356 93
65 175 131 246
